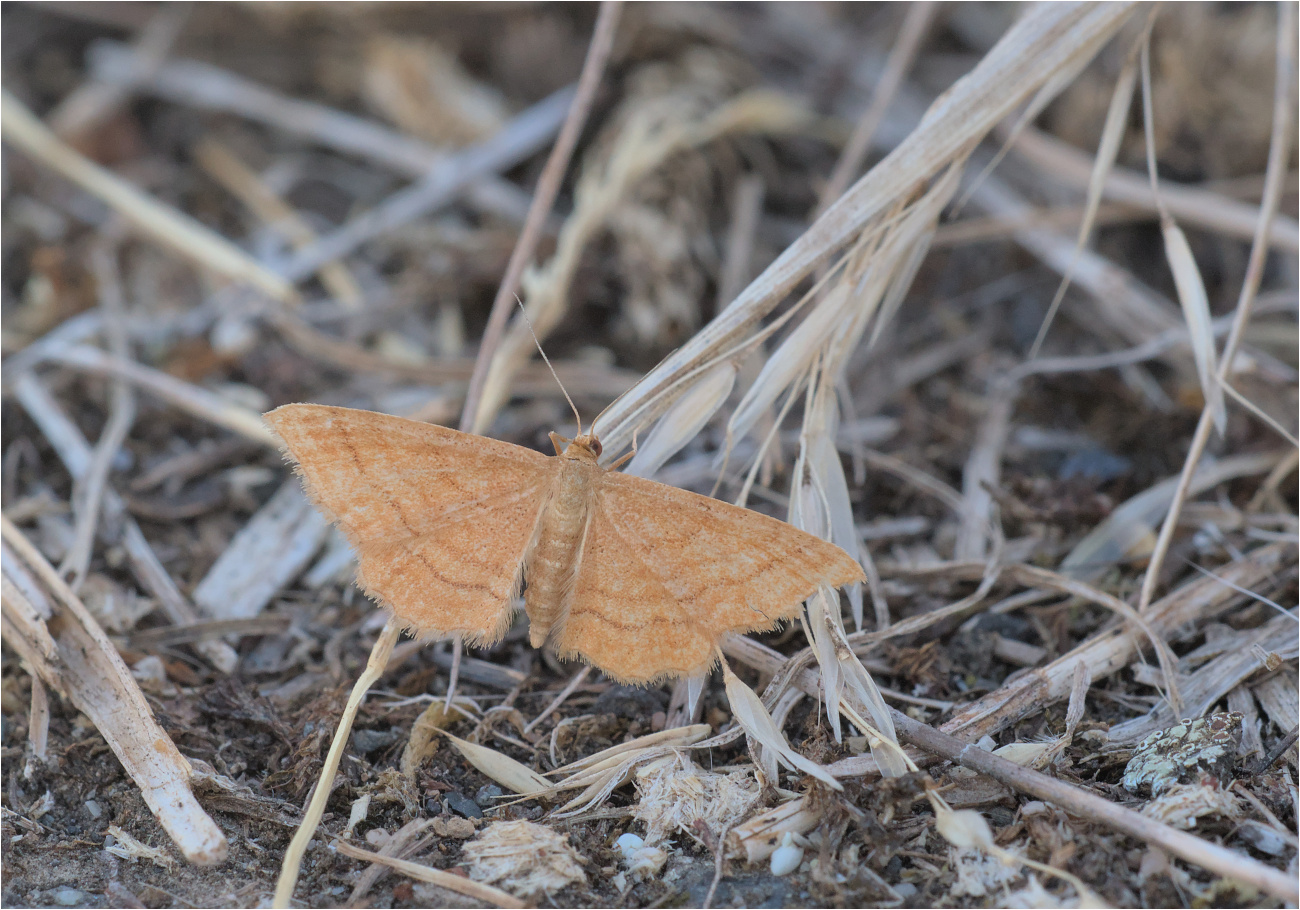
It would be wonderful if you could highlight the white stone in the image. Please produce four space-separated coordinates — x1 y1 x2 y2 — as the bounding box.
769 833 803 876
615 832 644 860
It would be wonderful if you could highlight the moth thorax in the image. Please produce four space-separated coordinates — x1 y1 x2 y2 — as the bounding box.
523 460 596 648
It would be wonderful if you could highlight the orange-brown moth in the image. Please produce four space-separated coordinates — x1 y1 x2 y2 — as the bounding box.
266 404 864 684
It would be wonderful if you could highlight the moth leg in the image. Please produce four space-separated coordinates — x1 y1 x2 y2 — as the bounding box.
606 426 639 472
548 431 571 456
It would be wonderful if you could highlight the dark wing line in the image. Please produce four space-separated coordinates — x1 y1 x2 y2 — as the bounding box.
355 479 552 645
597 476 831 615
336 419 418 537
613 472 865 588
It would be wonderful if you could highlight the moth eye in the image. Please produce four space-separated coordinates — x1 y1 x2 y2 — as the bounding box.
591 439 603 457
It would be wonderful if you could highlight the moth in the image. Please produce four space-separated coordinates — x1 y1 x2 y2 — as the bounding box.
266 404 864 684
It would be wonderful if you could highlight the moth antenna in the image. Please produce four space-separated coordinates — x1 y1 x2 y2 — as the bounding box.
516 296 583 436
589 376 639 437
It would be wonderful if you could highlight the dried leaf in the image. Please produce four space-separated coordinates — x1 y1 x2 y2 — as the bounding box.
626 361 736 478
441 731 551 796
721 660 841 790
1162 218 1225 432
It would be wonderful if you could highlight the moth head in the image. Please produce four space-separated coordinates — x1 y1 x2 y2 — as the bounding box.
565 433 603 462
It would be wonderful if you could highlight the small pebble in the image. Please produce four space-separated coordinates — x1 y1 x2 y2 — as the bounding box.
475 784 504 808
432 816 477 838
104 883 141 907
1060 448 1130 482
444 791 484 819
615 832 644 861
351 728 400 754
770 832 803 876
51 887 89 907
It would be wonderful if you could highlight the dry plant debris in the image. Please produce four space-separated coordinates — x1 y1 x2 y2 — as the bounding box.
631 752 760 846
1 2 1296 908
462 819 588 899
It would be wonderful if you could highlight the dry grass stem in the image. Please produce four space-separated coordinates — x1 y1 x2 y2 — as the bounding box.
1062 450 1281 578
891 710 1299 904
47 6 190 141
1109 611 1297 744
969 171 1181 347
1 91 294 301
281 87 575 281
333 839 525 909
524 666 591 734
194 139 363 307
461 0 623 434
1136 3 1297 613
475 86 814 432
1027 22 1147 358
273 622 401 908
85 38 532 220
10 372 240 672
819 1 937 212
58 245 136 593
594 4 1141 454
941 541 1294 745
343 817 433 905
32 343 278 446
23 674 50 776
715 174 766 310
1012 127 1300 253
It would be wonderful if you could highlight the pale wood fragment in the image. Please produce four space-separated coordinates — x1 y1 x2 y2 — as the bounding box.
941 543 1293 745
11 372 240 673
1251 670 1300 771
1109 614 1295 743
1 518 227 865
192 481 331 622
